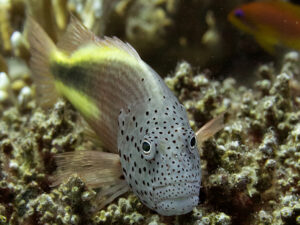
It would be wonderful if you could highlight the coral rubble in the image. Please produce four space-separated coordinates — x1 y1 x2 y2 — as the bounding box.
164 57 300 225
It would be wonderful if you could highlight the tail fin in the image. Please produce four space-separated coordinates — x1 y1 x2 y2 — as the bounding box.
27 16 59 108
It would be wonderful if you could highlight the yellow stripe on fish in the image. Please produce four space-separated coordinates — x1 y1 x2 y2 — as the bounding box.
54 81 100 119
51 42 142 70
49 43 142 121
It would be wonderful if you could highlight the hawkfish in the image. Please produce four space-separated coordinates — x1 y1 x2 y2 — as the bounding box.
228 1 300 54
27 16 223 216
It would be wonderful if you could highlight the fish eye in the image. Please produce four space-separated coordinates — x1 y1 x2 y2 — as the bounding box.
234 9 244 18
189 136 196 149
142 140 151 154
141 139 156 160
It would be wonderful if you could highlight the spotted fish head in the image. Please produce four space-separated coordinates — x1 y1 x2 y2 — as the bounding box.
118 99 201 216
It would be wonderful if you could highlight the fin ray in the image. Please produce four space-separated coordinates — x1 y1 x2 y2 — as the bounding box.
51 150 123 188
95 181 129 209
56 14 98 53
196 113 224 147
27 16 59 108
77 117 103 147
57 15 141 61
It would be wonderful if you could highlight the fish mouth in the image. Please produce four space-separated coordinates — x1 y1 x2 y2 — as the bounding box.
153 180 200 202
155 195 199 216
152 181 200 216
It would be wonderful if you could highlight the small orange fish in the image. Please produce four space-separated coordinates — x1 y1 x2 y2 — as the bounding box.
228 1 300 53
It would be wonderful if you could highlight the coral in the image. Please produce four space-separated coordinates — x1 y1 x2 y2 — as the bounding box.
191 208 231 225
122 0 175 53
24 175 95 225
67 0 118 35
0 0 13 53
0 72 11 103
92 194 146 225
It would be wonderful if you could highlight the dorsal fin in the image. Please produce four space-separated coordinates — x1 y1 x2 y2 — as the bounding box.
57 15 142 61
51 150 123 188
56 14 98 53
101 36 142 61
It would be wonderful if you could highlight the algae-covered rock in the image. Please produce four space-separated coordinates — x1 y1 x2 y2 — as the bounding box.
24 175 95 225
163 59 300 225
92 195 145 225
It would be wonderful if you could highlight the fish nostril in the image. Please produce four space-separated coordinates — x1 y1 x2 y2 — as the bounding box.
172 152 179 159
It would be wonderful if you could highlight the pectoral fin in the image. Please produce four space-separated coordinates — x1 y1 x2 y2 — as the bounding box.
196 113 224 148
51 150 123 188
51 150 129 209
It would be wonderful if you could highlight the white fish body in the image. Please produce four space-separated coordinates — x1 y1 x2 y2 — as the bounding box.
118 75 201 215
